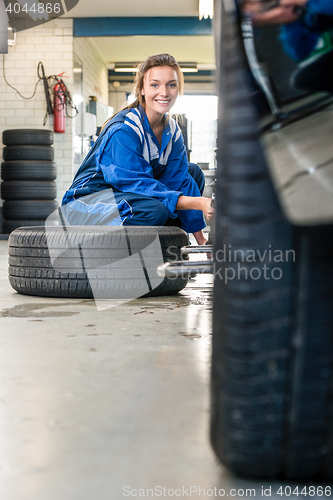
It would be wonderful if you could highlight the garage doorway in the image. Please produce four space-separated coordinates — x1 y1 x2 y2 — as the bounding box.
172 95 217 169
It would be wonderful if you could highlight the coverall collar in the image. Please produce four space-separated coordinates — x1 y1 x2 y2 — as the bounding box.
139 106 172 153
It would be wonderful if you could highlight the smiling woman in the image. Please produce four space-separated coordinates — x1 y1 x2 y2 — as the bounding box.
141 66 179 144
61 53 213 246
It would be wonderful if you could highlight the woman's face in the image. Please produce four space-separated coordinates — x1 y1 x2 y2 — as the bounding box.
141 65 179 122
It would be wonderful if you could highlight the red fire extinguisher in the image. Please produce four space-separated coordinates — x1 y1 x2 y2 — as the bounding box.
53 75 66 133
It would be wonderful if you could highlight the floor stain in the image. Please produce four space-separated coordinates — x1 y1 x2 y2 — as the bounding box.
178 332 202 340
0 302 80 318
134 310 154 315
137 291 212 309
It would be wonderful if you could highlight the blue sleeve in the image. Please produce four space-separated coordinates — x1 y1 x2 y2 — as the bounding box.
158 125 206 234
279 0 333 62
280 20 319 61
98 127 181 218
308 0 333 15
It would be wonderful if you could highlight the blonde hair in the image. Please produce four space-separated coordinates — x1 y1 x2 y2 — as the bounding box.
102 53 184 130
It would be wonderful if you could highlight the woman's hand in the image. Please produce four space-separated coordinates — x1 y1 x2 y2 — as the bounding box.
245 0 307 26
175 195 214 250
200 197 215 220
250 5 302 25
280 0 308 7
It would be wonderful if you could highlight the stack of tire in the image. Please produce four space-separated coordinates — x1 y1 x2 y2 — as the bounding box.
1 129 58 234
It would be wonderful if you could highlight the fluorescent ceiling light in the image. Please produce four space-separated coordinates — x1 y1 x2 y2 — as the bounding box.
180 63 198 73
114 62 198 73
114 63 138 72
199 0 214 20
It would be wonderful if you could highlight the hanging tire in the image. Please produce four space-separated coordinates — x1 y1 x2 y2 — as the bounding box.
3 220 51 234
3 145 54 162
1 161 57 181
3 200 59 220
8 226 189 299
1 181 57 200
211 0 333 481
2 129 53 146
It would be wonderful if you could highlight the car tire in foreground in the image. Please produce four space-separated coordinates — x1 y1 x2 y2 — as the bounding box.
211 0 333 481
8 225 189 299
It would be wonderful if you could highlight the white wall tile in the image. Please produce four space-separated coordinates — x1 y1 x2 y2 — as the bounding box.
0 19 108 209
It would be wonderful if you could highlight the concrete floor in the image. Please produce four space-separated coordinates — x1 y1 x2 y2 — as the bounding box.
0 239 314 500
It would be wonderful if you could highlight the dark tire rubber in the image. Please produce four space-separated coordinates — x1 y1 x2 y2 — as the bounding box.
3 200 59 220
8 226 189 299
2 129 53 146
1 161 57 181
3 145 54 162
1 181 57 200
211 0 333 481
3 220 49 234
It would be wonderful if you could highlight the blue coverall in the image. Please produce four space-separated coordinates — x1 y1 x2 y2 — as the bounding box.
62 106 206 234
280 0 333 61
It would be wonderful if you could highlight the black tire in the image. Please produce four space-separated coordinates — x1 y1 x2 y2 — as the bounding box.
1 161 57 181
3 220 50 234
2 129 53 146
8 226 189 299
1 181 56 200
3 145 54 162
211 0 333 481
3 200 59 220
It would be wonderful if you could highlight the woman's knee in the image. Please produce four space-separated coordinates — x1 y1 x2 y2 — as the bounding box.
146 203 169 225
124 198 169 226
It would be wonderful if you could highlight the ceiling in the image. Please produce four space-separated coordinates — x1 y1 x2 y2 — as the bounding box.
63 0 200 18
63 0 215 69
89 36 214 67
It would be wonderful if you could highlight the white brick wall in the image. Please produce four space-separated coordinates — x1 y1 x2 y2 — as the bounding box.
0 19 74 207
0 19 109 211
